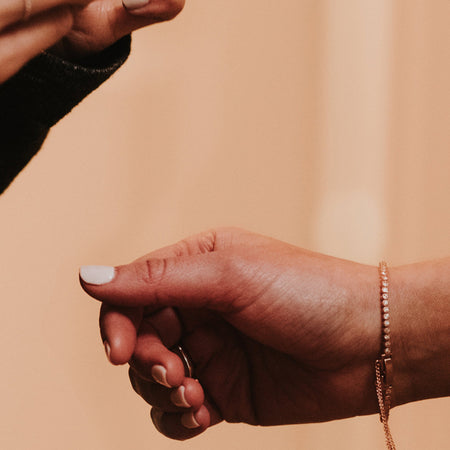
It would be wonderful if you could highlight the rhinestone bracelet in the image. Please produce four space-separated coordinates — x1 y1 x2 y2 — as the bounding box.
375 261 396 450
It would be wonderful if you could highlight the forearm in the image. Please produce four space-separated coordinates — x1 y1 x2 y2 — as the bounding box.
0 36 131 194
390 258 450 407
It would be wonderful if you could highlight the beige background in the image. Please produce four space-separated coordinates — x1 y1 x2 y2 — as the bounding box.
1 0 449 449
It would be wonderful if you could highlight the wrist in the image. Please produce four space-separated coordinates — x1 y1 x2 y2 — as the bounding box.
389 259 450 407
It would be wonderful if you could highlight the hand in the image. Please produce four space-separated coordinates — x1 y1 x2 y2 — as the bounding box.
0 0 90 83
50 0 185 60
79 228 384 439
79 228 450 441
0 0 184 84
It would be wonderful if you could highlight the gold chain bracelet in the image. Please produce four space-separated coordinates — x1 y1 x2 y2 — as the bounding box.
375 261 396 449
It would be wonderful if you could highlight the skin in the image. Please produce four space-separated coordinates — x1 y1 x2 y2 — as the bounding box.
0 0 185 84
80 227 450 441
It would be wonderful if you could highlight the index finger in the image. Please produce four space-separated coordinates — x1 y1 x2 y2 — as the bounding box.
99 303 143 365
0 0 90 30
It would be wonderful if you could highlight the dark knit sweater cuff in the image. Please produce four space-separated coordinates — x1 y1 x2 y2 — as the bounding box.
0 35 131 128
0 36 131 194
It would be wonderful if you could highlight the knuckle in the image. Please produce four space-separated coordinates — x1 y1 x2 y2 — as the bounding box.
214 254 251 313
211 226 246 248
172 239 191 257
196 229 217 253
137 258 169 287
175 229 217 256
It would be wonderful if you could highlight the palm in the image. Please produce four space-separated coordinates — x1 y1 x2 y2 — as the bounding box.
185 310 376 428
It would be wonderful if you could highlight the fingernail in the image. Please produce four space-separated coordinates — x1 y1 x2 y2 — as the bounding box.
122 0 149 11
79 266 115 285
151 365 172 388
171 386 191 408
103 341 111 361
181 412 200 429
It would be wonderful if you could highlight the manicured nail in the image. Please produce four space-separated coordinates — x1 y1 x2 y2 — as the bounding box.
79 266 115 285
181 412 200 429
122 0 149 11
103 341 111 362
171 386 191 408
151 365 172 388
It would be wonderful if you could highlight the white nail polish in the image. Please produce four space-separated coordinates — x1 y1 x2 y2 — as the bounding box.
181 412 200 429
171 386 191 408
79 266 115 285
122 0 149 11
104 341 111 362
151 365 172 388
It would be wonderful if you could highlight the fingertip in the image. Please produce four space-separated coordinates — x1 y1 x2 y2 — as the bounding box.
150 405 210 440
170 385 190 408
194 404 211 430
79 266 116 286
179 405 211 434
107 334 135 365
100 305 142 365
103 340 112 362
122 0 149 13
79 263 155 307
158 354 185 388
170 379 204 409
180 411 200 429
131 333 186 387
122 0 184 19
151 365 172 388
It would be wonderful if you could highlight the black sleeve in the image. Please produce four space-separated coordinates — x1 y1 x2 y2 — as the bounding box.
0 35 131 194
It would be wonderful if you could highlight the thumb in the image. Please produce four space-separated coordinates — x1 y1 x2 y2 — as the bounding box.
79 253 229 310
121 0 185 18
82 0 185 57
